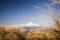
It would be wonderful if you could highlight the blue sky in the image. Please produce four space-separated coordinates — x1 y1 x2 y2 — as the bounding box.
0 0 59 26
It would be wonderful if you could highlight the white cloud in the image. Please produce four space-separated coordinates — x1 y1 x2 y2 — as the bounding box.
33 5 40 8
8 22 40 27
33 5 41 10
8 24 25 27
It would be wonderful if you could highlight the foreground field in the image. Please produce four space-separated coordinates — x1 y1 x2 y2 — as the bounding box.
0 24 60 40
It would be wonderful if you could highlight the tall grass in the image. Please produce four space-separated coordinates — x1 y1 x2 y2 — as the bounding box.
0 24 60 40
0 24 26 40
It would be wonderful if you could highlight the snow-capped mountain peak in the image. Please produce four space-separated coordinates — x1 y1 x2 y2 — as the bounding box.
25 22 40 27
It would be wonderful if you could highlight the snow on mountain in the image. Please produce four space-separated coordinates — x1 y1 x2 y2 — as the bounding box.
25 22 40 27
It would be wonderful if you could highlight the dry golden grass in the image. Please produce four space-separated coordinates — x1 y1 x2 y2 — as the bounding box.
0 24 60 40
25 29 60 40
54 19 60 31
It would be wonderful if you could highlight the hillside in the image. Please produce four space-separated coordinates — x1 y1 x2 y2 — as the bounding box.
0 24 60 40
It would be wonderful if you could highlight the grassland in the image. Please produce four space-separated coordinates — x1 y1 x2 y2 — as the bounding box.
0 24 60 40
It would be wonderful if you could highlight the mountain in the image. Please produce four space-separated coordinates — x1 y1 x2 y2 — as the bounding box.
21 22 42 30
25 22 40 27
8 22 55 30
23 26 42 30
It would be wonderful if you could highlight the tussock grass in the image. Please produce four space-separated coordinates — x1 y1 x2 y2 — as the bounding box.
0 24 60 40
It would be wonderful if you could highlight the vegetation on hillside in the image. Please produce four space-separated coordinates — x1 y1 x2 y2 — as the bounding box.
0 24 60 40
